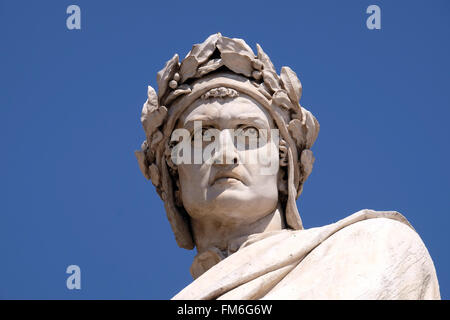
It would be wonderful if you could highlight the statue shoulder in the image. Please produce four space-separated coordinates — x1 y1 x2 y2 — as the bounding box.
265 211 441 299
335 213 419 247
328 213 440 298
310 209 426 260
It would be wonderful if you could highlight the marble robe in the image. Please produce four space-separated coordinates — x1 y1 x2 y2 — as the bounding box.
172 209 440 300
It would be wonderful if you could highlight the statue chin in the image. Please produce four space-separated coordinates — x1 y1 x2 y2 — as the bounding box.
186 190 278 226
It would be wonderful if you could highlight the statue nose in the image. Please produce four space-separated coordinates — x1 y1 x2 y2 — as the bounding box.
212 129 239 166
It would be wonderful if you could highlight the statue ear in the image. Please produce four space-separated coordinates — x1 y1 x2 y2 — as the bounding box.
279 138 288 167
277 139 289 196
164 146 184 207
277 168 288 196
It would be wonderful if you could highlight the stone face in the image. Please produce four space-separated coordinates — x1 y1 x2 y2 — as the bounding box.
135 34 441 300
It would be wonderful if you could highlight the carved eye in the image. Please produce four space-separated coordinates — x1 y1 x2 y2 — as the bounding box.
192 127 214 142
235 126 260 150
241 126 259 138
202 128 215 140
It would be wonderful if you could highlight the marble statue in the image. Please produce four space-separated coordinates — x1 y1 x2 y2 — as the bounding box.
135 33 440 299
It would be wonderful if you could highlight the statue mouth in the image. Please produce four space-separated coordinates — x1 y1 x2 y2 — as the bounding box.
210 171 245 186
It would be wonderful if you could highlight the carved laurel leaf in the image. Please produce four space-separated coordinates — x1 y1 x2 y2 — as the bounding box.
146 86 158 111
300 149 315 182
149 130 164 156
180 33 221 83
216 36 255 77
272 90 292 109
288 118 305 148
302 109 320 149
156 54 179 99
217 36 255 57
135 150 150 180
220 52 253 77
256 43 276 74
280 66 302 104
187 33 221 64
141 86 159 135
195 58 224 77
290 110 303 122
262 70 281 93
164 84 192 105
148 163 160 187
252 59 263 71
141 100 167 138
257 82 273 99
179 55 198 83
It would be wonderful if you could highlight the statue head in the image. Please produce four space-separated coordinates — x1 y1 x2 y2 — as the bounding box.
135 33 319 250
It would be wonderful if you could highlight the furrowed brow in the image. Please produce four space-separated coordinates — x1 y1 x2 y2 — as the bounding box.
183 116 216 131
234 115 271 129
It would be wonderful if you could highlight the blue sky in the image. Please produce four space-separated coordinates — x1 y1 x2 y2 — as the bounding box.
1 0 449 299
